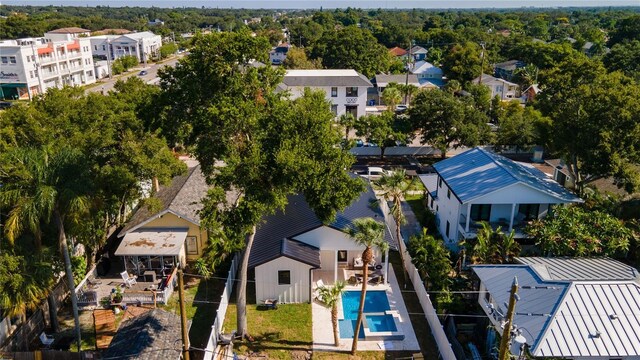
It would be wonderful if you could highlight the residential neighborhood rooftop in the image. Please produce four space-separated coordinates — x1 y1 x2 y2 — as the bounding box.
103 309 183 360
373 73 420 88
473 73 518 86
46 27 90 34
283 69 372 87
248 176 395 269
474 258 640 359
433 147 582 203
118 164 209 236
388 46 408 56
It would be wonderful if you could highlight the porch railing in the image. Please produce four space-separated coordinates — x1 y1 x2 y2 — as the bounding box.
75 265 99 308
121 267 178 305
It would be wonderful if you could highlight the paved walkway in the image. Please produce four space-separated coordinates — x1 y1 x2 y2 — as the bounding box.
312 265 420 352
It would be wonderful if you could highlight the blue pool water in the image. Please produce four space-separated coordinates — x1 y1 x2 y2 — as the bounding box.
338 291 393 339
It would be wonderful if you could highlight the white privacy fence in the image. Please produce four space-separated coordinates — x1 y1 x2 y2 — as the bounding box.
402 249 457 360
203 254 239 360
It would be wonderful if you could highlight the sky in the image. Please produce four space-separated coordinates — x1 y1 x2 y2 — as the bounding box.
2 0 640 8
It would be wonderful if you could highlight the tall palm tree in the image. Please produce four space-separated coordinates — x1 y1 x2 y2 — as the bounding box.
0 146 91 351
337 113 356 142
497 228 520 264
381 87 402 111
374 170 411 284
347 217 387 355
316 280 346 347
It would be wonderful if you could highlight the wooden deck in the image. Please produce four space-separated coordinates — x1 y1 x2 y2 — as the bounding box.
93 309 116 350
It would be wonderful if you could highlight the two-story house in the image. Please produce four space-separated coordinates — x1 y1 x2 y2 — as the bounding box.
411 60 444 87
493 59 525 81
419 147 582 246
280 69 372 118
474 257 640 359
473 74 520 101
269 43 290 65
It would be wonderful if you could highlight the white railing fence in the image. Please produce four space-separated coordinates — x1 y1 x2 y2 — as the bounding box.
74 265 99 307
203 254 239 360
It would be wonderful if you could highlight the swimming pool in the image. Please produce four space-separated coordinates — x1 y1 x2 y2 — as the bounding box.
338 290 399 339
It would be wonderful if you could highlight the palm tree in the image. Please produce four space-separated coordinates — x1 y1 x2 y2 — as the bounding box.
346 217 388 355
337 113 356 142
381 86 402 112
497 228 520 264
374 170 411 284
395 84 419 107
0 146 91 351
468 222 499 264
316 281 346 347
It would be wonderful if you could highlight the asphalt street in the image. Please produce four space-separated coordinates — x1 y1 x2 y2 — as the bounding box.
86 55 183 94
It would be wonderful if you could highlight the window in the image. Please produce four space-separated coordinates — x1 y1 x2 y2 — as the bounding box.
331 104 338 116
518 204 540 221
345 105 358 117
447 189 451 199
446 221 450 238
484 288 491 303
430 197 434 209
29 71 34 79
346 87 358 97
9 56 16 64
337 250 348 262
102 45 106 51
331 87 338 97
185 236 198 255
278 270 291 285
438 177 443 188
470 204 491 222
1 56 8 64
26 56 30 62
87 70 93 77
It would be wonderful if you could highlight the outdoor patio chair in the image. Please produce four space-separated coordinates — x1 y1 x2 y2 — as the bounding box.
39 332 55 348
368 275 383 285
347 275 362 286
120 271 137 288
262 299 278 310
315 279 325 289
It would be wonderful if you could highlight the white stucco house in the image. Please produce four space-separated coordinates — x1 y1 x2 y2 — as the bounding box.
419 147 582 246
89 31 162 64
248 178 396 304
474 257 640 359
269 43 290 65
279 69 372 119
473 73 520 100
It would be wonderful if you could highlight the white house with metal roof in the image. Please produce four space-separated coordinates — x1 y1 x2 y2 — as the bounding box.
248 178 396 304
419 147 582 246
473 257 640 359
410 60 444 87
473 73 520 100
280 69 372 118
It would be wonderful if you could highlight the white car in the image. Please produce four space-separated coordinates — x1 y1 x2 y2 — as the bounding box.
364 166 392 180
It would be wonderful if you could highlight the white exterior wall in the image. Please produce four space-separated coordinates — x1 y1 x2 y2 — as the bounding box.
293 226 381 264
269 50 287 65
285 85 368 118
255 257 313 304
485 80 519 100
1 36 95 100
110 34 162 63
432 177 463 245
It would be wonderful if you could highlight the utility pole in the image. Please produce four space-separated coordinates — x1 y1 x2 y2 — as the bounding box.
478 42 486 85
106 38 112 79
498 276 519 360
178 269 190 360
404 39 414 106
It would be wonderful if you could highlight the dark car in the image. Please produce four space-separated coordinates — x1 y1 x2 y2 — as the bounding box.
138 70 148 76
0 101 13 110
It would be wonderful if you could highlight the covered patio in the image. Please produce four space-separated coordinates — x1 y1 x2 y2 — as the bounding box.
312 248 390 287
114 227 187 278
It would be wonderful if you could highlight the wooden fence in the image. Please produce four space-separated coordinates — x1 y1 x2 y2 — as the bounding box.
0 351 99 360
203 254 239 360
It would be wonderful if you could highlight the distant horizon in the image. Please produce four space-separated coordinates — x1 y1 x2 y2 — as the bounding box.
2 0 640 9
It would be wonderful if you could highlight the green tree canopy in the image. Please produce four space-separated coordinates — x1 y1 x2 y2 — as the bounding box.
409 89 491 158
441 42 487 83
311 26 392 77
527 205 633 257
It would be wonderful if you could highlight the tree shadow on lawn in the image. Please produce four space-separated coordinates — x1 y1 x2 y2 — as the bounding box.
188 277 226 359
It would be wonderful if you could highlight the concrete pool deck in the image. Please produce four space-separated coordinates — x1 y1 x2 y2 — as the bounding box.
312 265 420 352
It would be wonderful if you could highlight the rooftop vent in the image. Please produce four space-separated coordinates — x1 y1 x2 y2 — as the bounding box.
610 314 619 320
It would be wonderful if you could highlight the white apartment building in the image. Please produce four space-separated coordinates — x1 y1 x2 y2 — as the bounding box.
90 32 162 64
279 69 372 119
0 27 96 100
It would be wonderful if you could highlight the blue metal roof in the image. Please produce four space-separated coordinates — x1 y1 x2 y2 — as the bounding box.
433 147 582 203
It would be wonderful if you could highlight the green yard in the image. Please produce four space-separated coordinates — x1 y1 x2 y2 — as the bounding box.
224 303 313 360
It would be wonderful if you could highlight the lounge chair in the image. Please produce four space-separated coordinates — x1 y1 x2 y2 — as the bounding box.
39 332 55 348
347 275 362 286
368 275 383 285
120 271 137 288
315 279 325 289
262 299 278 310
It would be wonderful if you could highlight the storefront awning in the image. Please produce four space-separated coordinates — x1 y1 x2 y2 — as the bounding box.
115 228 188 257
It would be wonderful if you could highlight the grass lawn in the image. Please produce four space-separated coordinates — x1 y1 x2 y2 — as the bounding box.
224 303 313 360
405 193 429 228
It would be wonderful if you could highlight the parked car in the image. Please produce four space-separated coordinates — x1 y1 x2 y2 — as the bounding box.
363 166 392 180
0 101 13 110
138 70 148 76
395 105 408 113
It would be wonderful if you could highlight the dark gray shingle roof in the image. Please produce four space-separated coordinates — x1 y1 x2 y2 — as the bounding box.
104 309 182 360
248 179 395 268
118 165 208 237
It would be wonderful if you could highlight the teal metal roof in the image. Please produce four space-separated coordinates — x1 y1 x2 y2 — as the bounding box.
433 147 582 204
